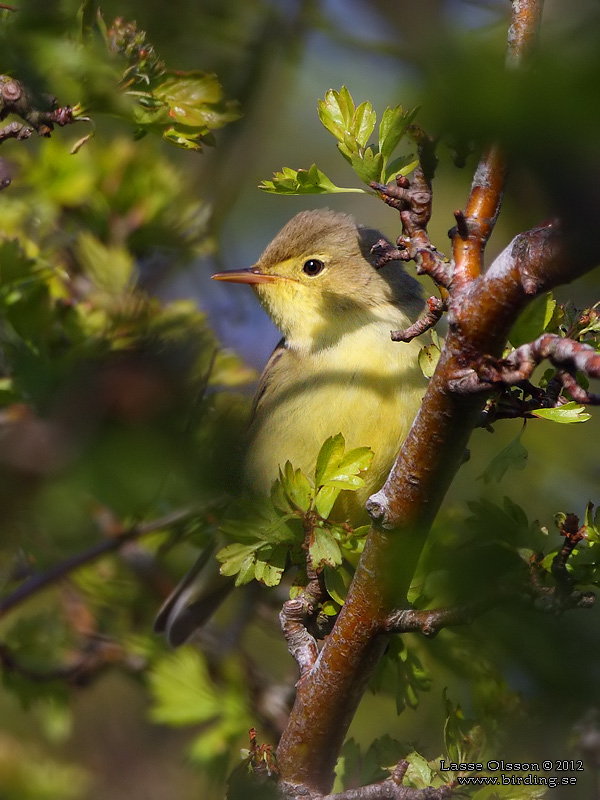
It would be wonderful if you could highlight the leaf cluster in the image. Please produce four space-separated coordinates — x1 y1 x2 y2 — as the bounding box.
99 14 241 151
217 434 373 601
260 87 418 195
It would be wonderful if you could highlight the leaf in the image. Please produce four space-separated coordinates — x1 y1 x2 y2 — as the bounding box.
75 232 135 294
318 87 355 142
509 292 557 347
254 542 288 586
148 647 220 726
279 461 313 512
479 428 528 483
379 105 418 162
323 563 354 604
418 341 441 379
353 100 377 147
309 526 343 570
403 751 433 788
315 434 347 486
152 72 240 131
383 154 419 183
348 147 384 185
531 401 591 423
259 164 364 195
218 542 260 578
314 485 341 519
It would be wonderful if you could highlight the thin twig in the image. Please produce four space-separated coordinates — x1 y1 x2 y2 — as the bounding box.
0 507 196 619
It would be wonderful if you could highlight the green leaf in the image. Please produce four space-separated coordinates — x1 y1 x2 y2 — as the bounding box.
418 340 441 379
383 154 419 183
323 563 354 604
149 647 221 726
531 401 591 424
403 751 433 788
318 87 355 142
315 434 347 485
309 526 343 570
509 292 557 347
479 428 528 483
315 485 341 518
152 72 240 131
259 163 364 195
353 100 376 147
254 542 288 586
75 232 135 294
279 461 313 512
379 104 418 162
218 542 259 579
348 147 384 185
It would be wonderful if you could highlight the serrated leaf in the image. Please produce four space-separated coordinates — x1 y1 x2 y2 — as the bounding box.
531 401 591 423
75 232 135 294
309 527 343 570
404 751 433 788
152 72 239 131
479 429 528 483
509 292 557 347
254 542 287 586
349 147 384 185
353 100 376 147
279 461 313 512
317 87 355 142
259 164 364 195
315 434 347 485
218 542 259 578
379 105 418 162
149 647 220 726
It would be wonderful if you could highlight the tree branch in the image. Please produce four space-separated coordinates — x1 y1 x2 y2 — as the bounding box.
0 507 196 619
274 2 598 796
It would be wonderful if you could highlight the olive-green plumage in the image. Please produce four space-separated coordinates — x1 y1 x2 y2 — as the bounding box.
155 209 426 644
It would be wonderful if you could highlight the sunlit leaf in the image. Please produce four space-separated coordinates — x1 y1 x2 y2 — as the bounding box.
309 526 342 570
259 164 364 195
531 401 591 423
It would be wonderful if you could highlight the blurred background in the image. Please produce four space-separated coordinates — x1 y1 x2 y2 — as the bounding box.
0 0 599 798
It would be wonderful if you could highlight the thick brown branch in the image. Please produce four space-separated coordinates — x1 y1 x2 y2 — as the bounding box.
0 507 195 619
275 2 589 796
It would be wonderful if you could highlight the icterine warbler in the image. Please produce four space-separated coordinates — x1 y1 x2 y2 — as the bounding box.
155 209 426 644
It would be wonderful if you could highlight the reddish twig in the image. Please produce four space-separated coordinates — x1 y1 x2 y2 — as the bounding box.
449 333 600 398
391 296 446 343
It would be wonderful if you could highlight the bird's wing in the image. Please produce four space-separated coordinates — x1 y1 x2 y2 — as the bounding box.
250 337 287 420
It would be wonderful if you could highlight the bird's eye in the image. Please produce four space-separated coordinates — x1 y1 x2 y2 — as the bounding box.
302 258 324 276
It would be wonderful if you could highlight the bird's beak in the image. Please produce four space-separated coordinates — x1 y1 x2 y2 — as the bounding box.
211 267 280 285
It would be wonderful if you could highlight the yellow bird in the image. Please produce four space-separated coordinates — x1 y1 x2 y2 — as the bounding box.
155 209 426 644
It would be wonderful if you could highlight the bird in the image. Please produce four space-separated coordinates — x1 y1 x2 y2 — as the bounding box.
155 209 426 645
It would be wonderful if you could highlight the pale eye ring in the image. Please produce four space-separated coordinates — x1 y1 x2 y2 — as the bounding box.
302 258 324 276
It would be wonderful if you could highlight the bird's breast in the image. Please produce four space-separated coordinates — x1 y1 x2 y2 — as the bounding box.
244 321 426 519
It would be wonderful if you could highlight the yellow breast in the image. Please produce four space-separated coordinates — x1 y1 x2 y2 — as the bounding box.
244 318 425 523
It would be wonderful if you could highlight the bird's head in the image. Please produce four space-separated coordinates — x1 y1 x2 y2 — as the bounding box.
212 209 422 351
